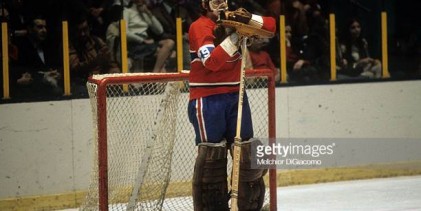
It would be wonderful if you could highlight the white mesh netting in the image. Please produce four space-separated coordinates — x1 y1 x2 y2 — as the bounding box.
82 72 274 210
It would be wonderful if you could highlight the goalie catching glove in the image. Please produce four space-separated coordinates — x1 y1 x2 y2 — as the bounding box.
219 8 276 39
223 8 252 25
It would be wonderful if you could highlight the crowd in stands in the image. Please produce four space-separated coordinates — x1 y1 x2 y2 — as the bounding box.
0 0 419 101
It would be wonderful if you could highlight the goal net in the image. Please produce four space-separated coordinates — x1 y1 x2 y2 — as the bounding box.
83 70 277 211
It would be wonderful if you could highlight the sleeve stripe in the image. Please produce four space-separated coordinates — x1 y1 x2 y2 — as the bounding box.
249 14 264 29
219 37 238 56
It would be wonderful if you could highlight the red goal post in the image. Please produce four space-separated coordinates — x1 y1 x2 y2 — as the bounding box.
83 69 277 211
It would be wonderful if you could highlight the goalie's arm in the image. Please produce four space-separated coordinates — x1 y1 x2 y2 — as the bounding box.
190 24 239 72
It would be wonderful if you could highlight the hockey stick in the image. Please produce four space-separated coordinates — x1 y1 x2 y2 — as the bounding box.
230 37 248 211
127 81 181 211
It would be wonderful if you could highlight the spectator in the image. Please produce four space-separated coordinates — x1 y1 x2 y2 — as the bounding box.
11 14 63 100
284 0 309 41
177 0 201 21
283 24 307 82
289 7 330 82
263 0 281 67
77 0 115 40
284 25 299 69
118 0 175 73
69 15 120 96
338 17 381 79
2 0 28 38
246 37 280 82
105 5 128 70
151 0 192 70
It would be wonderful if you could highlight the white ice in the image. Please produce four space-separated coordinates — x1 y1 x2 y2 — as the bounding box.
59 175 421 211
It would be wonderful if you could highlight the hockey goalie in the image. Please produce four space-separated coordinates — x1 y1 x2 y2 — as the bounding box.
187 0 276 210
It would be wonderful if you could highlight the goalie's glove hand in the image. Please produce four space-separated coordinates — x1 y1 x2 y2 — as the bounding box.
225 8 252 24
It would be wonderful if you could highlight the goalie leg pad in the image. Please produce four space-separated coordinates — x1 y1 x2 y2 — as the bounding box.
238 177 266 211
193 141 229 211
237 139 267 211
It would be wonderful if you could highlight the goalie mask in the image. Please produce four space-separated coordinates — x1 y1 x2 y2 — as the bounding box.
202 0 228 12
